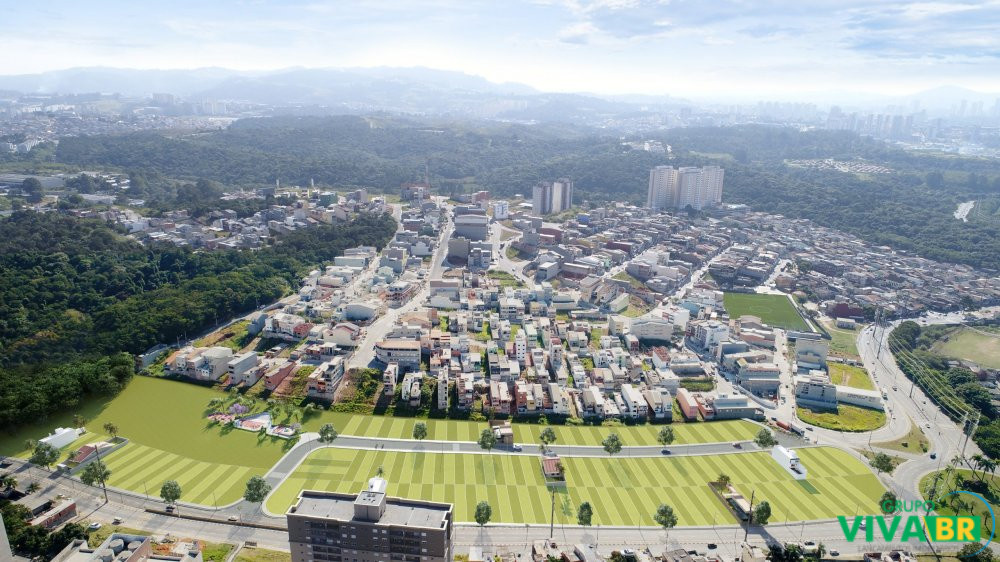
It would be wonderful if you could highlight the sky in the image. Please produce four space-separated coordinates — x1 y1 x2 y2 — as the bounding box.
4 0 1000 99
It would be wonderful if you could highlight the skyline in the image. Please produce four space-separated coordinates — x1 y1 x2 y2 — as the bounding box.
4 0 1000 101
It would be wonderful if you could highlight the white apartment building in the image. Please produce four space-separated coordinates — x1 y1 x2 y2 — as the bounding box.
647 165 724 211
532 178 574 215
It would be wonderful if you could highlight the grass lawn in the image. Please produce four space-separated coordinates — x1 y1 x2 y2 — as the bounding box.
0 376 758 506
859 449 904 473
797 404 886 432
920 469 1000 518
828 363 875 391
871 417 928 454
310 416 759 447
820 319 862 358
236 548 292 562
265 447 884 525
931 326 1000 369
723 293 810 331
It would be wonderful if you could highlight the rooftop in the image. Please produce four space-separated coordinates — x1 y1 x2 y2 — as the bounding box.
291 489 452 529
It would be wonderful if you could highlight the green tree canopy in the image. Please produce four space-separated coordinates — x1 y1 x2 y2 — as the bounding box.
577 501 593 526
475 501 492 527
160 480 182 504
602 433 623 456
754 428 777 448
478 428 497 452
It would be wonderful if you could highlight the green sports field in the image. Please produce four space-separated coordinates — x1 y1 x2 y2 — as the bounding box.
265 447 885 525
930 326 1000 369
723 293 810 331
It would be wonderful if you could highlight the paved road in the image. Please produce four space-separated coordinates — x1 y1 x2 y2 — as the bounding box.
349 199 453 368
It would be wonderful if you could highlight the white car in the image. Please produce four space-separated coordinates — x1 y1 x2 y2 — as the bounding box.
512 443 523 451
88 522 102 531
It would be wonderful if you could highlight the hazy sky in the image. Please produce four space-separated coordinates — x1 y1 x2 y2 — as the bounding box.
5 0 1000 98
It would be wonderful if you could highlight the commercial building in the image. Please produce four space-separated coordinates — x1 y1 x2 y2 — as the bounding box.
287 479 453 562
532 178 574 215
794 372 838 409
646 165 724 211
453 214 489 241
374 340 421 370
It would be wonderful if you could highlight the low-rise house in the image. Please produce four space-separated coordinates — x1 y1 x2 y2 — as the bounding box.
227 352 259 381
643 388 673 421
620 384 648 419
307 357 345 400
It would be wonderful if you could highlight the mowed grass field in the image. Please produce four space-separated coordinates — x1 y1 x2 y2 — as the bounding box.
1 377 759 505
931 326 1000 369
828 363 875 391
265 447 885 525
723 293 810 331
324 415 760 446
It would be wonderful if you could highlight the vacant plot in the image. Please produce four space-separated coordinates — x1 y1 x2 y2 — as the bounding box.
308 416 759 447
723 293 810 331
101 442 255 505
265 447 884 525
1 376 290 468
236 548 292 562
931 326 1000 369
821 319 862 358
797 404 886 432
1 376 758 505
828 363 875 391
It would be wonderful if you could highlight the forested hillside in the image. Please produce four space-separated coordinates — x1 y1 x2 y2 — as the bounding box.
0 211 397 429
53 118 1000 269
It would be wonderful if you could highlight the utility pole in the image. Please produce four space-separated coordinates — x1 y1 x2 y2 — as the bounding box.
743 490 756 542
962 412 980 460
875 308 885 357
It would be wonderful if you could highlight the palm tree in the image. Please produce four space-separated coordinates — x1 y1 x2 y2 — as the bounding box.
971 454 986 481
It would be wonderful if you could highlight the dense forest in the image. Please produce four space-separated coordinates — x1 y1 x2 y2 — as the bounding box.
0 211 397 429
52 117 1000 269
889 321 1000 458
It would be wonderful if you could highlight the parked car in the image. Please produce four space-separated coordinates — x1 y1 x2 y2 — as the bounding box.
830 550 840 557
112 517 123 525
661 448 671 455
512 443 522 451
228 515 239 522
88 522 102 531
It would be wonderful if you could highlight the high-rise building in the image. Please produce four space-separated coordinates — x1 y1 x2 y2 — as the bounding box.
287 478 453 562
646 165 678 210
646 166 724 211
532 178 574 215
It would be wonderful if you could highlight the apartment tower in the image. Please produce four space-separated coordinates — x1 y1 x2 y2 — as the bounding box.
287 478 453 562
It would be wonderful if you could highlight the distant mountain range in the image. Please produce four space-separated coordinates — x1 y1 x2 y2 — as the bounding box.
0 66 993 117
0 66 692 122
